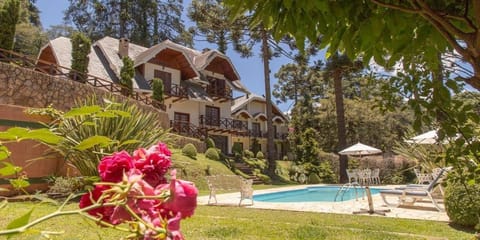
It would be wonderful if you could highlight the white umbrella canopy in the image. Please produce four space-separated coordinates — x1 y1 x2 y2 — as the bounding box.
339 142 382 156
405 130 438 144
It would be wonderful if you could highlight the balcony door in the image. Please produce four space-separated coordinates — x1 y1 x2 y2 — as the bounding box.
154 70 172 94
252 122 261 137
174 112 189 134
205 106 220 126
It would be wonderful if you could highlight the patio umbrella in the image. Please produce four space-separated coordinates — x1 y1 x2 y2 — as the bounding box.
339 142 382 156
405 130 438 144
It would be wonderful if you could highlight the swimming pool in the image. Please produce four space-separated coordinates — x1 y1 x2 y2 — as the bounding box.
253 186 383 202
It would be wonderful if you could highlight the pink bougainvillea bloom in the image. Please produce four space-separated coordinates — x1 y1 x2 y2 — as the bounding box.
134 142 172 187
79 185 113 223
98 150 134 182
156 170 198 219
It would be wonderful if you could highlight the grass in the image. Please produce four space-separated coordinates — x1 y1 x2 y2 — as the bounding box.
0 202 474 239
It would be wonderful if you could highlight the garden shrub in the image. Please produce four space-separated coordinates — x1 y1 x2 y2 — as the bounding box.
28 96 169 177
151 77 164 103
70 31 91 82
317 162 337 183
231 142 243 156
244 149 254 158
120 56 134 96
182 143 198 159
205 147 220 161
47 176 84 197
256 151 264 159
250 138 261 155
256 173 271 184
205 137 215 149
234 169 250 179
445 182 480 228
308 173 321 184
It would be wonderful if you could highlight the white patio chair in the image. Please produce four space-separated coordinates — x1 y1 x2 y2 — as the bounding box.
414 168 433 184
346 169 358 183
371 168 380 185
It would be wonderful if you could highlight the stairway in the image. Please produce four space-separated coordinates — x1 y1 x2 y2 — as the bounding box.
234 162 263 184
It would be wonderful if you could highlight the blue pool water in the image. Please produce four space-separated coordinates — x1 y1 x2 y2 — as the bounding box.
253 186 382 202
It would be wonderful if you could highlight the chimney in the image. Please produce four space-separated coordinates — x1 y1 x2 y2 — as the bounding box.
118 38 129 58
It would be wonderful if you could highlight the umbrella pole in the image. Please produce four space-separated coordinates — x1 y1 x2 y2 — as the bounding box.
353 186 391 216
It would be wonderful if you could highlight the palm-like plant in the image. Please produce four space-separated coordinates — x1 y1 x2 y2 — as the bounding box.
36 96 169 176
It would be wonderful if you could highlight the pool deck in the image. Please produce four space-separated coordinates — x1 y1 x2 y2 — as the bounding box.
197 184 449 222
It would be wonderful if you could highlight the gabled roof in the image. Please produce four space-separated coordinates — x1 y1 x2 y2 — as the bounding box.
134 40 201 81
37 37 114 82
231 94 287 122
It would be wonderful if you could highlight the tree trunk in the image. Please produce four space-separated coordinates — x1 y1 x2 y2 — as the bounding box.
261 28 276 176
333 68 348 183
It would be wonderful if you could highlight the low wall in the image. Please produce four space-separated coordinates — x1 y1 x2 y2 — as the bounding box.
0 104 66 195
0 62 169 129
0 63 170 195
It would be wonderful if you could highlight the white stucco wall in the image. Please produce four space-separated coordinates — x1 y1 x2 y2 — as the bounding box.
144 63 181 85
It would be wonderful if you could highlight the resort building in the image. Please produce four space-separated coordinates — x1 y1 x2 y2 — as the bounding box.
36 36 288 157
231 94 289 159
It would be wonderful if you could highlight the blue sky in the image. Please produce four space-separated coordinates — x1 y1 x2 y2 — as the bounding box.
36 0 295 112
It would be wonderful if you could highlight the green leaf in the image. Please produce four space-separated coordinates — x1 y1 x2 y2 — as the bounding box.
9 178 30 189
74 136 113 150
119 139 141 147
64 105 102 118
81 121 96 126
109 110 131 118
0 162 20 176
0 145 11 161
95 111 117 118
20 129 62 144
6 208 33 238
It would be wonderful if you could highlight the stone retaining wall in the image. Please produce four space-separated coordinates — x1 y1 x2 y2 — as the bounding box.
0 62 169 129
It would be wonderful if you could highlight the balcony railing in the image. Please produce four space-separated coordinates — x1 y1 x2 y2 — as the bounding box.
199 115 248 132
148 80 188 99
206 86 232 99
0 48 164 111
170 120 207 139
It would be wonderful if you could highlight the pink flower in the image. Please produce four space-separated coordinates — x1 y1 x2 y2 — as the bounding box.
98 150 134 182
79 185 113 223
133 143 172 187
110 169 159 225
156 170 198 219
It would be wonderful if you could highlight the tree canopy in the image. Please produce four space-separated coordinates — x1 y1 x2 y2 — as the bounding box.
224 0 480 91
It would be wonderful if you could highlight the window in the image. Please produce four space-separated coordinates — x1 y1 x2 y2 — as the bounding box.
154 70 172 94
173 112 189 134
205 106 220 126
252 122 261 137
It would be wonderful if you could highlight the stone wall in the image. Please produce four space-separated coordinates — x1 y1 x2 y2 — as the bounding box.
0 62 169 129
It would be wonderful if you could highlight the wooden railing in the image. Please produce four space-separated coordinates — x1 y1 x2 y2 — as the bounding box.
147 80 189 99
199 115 248 131
206 85 233 99
169 120 207 139
0 48 165 111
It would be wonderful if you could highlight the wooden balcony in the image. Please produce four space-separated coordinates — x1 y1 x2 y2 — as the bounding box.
0 48 164 111
170 120 207 139
148 81 189 102
206 86 232 102
199 115 248 135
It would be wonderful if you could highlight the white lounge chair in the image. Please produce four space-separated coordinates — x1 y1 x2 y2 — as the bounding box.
380 168 448 211
414 168 433 184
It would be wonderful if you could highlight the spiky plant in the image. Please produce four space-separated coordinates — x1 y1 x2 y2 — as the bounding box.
40 95 169 177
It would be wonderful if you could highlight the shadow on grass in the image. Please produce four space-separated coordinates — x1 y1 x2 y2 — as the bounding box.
447 222 476 234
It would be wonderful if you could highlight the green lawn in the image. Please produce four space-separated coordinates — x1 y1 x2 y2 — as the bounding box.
0 202 474 240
